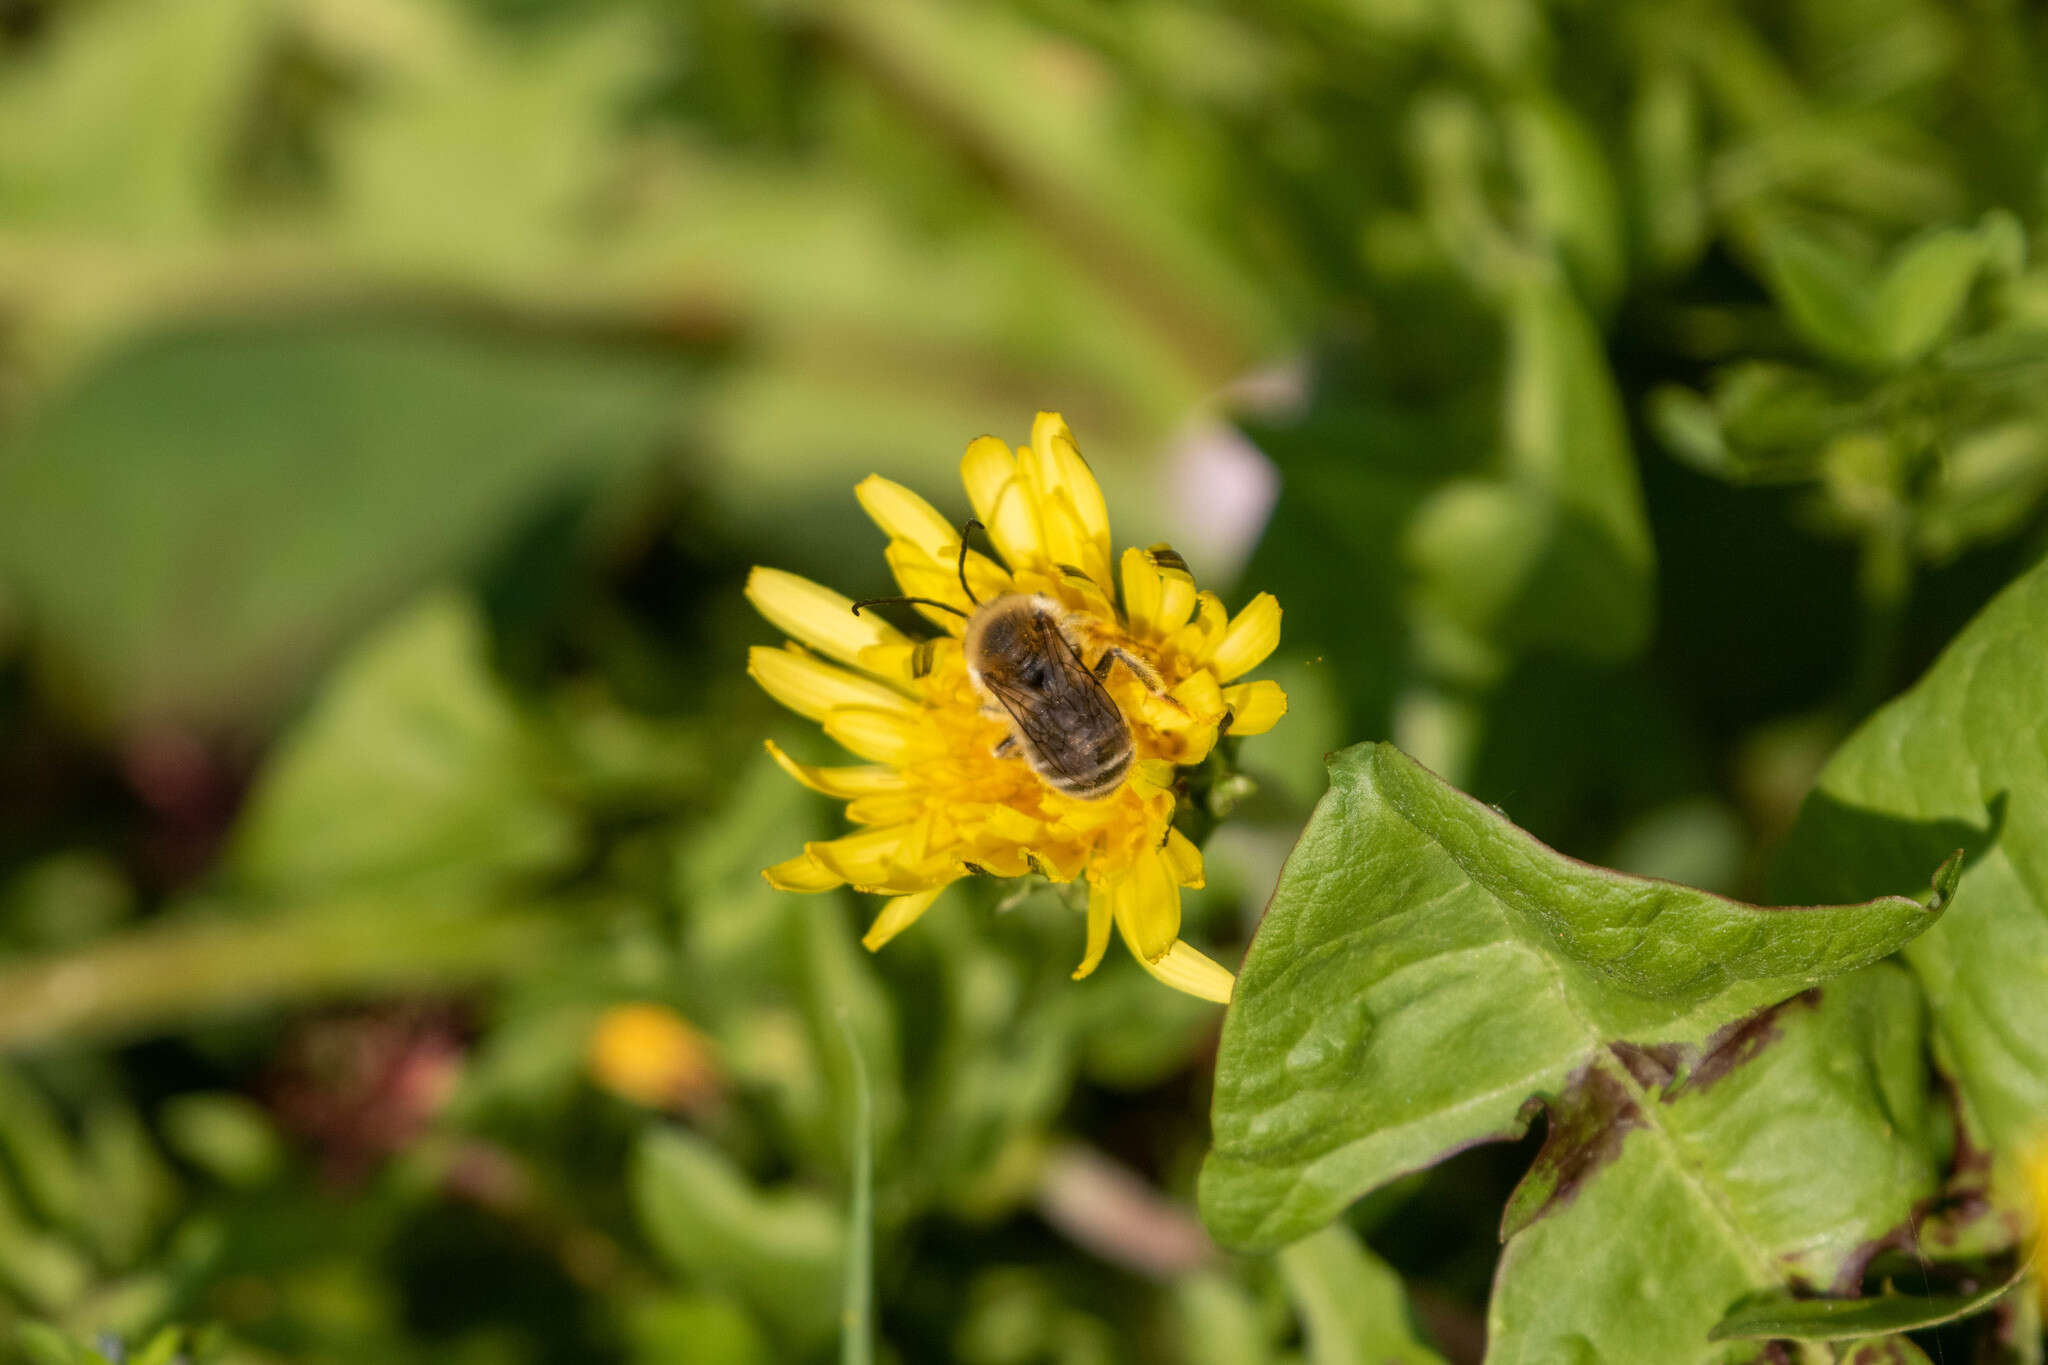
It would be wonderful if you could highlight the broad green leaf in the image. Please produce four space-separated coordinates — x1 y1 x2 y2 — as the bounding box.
229 595 578 894
629 1127 843 1353
1278 1224 1446 1365
1201 742 1952 1250
1873 226 1985 364
0 320 686 728
1776 554 2048 1151
1709 1259 2030 1341
1485 966 1942 1363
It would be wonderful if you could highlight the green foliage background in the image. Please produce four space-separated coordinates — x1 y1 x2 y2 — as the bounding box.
1 0 2046 1361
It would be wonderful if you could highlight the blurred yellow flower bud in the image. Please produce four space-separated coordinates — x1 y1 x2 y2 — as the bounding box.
586 1003 719 1112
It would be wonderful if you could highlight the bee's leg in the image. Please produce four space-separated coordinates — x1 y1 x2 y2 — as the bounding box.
1093 646 1185 710
992 733 1020 759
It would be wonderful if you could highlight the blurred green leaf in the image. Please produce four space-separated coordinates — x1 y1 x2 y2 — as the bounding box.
229 594 577 893
73 1101 176 1270
1407 276 1655 667
1201 742 1952 1250
0 0 273 236
0 321 686 729
1874 226 1986 364
0 1070 84 1232
1506 99 1626 315
12 1323 77 1365
157 1095 284 1190
1278 1224 1445 1365
127 1326 182 1365
1776 553 2048 1152
1759 220 1886 369
629 1127 843 1352
623 1294 770 1365
1170 1272 1273 1365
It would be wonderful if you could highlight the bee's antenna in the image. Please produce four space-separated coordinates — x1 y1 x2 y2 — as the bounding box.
958 519 985 607
850 596 970 619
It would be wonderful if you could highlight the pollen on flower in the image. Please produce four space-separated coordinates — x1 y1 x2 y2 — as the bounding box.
745 412 1287 1003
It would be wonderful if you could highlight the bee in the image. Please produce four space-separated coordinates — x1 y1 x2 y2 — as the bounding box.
853 521 1181 800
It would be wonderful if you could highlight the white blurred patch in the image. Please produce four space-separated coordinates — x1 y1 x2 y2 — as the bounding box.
1162 419 1281 586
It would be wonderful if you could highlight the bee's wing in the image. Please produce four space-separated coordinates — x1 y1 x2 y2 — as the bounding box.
981 622 1123 784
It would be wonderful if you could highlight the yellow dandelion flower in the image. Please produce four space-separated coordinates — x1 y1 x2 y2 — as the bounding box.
747 412 1287 1003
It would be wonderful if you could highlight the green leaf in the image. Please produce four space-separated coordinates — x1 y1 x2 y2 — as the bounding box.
157 1094 285 1189
1201 742 1952 1251
1758 220 1885 369
1484 966 1944 1363
229 594 579 894
623 1294 770 1365
1776 553 2048 1151
1505 99 1626 315
629 1127 843 1353
0 320 686 729
1407 276 1655 665
1873 226 1985 364
1277 1224 1446 1365
0 0 273 236
128 1326 184 1365
0 1067 85 1230
1170 1273 1275 1365
12 1323 80 1365
1709 1260 2029 1341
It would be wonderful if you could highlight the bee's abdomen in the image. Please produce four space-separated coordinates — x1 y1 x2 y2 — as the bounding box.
1029 730 1133 801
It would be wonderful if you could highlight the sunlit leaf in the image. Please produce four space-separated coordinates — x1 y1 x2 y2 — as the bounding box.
1777 554 2048 1152
1203 743 1952 1248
